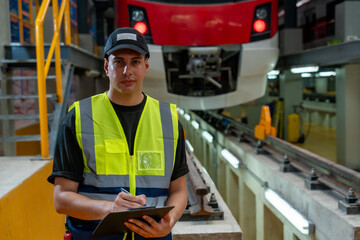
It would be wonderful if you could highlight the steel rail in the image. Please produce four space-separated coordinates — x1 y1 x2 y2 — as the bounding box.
185 150 214 216
181 148 224 221
201 110 360 196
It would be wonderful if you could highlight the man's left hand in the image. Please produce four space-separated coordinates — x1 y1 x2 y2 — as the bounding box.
124 213 172 238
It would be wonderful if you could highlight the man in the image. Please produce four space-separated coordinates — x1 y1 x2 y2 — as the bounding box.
47 27 189 240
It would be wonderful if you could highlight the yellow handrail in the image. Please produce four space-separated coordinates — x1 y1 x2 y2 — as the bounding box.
64 2 72 45
35 0 71 158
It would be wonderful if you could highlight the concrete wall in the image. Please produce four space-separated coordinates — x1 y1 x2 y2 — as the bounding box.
336 1 360 42
279 28 303 56
0 159 64 240
0 0 12 156
0 0 10 58
336 64 360 169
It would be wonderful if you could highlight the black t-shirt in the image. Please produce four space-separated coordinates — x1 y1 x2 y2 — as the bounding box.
48 94 188 184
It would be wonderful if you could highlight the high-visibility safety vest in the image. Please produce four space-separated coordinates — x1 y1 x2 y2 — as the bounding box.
70 92 179 207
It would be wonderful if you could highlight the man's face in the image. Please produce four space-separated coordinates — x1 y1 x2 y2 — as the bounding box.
104 48 149 97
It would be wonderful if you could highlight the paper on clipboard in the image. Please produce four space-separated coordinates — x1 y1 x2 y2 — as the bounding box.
91 206 174 238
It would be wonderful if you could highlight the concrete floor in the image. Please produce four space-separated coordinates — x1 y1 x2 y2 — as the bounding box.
295 121 337 162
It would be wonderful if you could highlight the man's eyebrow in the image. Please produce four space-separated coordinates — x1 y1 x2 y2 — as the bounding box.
131 56 143 60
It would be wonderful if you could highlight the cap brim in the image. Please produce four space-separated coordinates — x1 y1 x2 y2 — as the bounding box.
105 44 147 57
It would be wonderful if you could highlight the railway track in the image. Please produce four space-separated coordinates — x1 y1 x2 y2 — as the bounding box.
195 110 360 214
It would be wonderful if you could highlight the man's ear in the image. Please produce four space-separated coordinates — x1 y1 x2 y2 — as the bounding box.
104 58 109 75
145 58 150 74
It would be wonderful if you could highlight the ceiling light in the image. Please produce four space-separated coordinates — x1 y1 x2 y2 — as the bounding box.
267 75 278 79
301 73 312 78
319 71 336 77
290 65 319 74
267 70 280 75
184 113 191 121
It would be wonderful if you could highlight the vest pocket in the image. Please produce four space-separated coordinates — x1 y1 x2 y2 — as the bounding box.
95 140 128 175
137 151 165 176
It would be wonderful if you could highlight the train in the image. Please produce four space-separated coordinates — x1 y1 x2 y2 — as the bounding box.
115 0 279 110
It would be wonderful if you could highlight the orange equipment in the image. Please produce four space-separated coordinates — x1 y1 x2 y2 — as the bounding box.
255 105 277 140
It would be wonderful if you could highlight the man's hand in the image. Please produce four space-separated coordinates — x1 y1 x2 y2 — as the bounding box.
54 177 147 220
123 213 172 238
123 175 187 238
112 192 147 212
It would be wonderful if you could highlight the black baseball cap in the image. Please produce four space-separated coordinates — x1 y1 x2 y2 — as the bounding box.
104 27 150 59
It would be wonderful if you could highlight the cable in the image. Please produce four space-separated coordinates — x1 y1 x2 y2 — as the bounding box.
305 109 312 140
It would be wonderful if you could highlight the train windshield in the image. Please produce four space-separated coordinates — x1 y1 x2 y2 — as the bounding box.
144 0 246 4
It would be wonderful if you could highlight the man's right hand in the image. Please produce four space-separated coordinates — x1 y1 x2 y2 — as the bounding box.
112 192 147 211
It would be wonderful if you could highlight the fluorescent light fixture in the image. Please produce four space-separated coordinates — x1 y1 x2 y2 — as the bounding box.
301 73 312 78
267 70 280 75
202 131 213 143
290 65 319 74
191 120 200 129
185 139 194 152
221 149 240 168
177 107 185 115
267 75 278 79
184 113 191 121
296 0 312 8
319 71 336 77
265 188 314 235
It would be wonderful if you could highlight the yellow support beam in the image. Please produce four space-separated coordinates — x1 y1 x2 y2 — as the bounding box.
35 20 49 158
35 0 72 157
64 0 72 45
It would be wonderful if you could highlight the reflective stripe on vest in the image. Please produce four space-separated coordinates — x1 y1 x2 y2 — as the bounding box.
72 92 178 206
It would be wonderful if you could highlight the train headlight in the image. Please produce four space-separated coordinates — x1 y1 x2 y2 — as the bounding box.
256 8 268 20
128 5 153 43
250 2 272 42
253 19 266 33
132 10 144 22
134 22 148 35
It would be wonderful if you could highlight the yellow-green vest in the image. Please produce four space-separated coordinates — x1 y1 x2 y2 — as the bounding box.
70 92 179 206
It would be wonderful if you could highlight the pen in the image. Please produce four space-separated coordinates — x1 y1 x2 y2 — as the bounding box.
120 188 148 206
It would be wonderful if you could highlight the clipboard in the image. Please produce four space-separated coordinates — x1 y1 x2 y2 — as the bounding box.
91 206 174 238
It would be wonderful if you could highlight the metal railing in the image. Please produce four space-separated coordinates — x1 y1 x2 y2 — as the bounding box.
35 0 71 158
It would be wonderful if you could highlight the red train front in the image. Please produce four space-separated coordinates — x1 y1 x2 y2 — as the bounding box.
115 0 279 110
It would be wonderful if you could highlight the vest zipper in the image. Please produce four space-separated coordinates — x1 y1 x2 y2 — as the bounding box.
129 155 136 195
